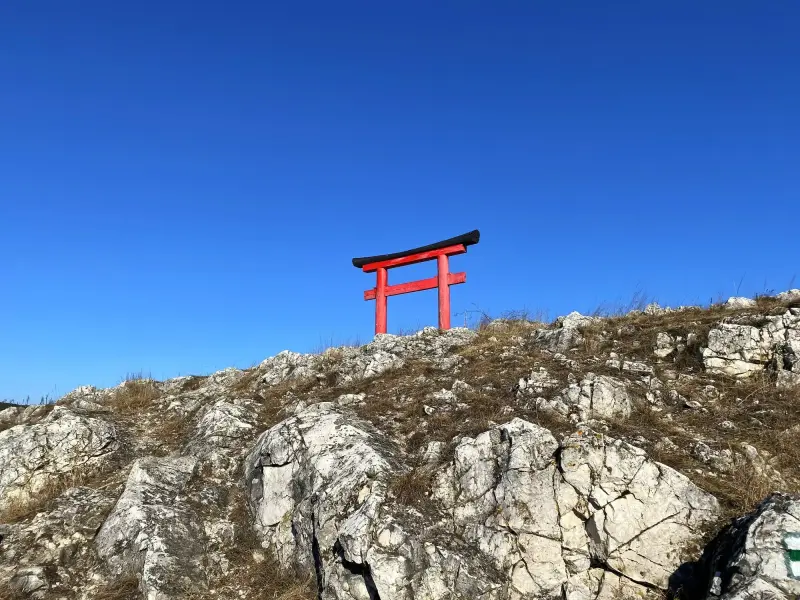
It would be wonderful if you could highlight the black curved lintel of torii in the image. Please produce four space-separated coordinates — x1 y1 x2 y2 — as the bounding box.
351 229 480 269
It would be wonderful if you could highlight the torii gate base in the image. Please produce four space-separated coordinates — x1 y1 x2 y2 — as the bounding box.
352 230 480 335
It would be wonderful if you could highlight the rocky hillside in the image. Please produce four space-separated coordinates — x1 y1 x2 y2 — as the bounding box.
1 291 800 600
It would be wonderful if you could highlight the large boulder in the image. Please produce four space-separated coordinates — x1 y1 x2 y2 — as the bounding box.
245 403 399 597
559 374 632 420
0 407 118 512
0 486 118 598
183 399 258 477
244 403 503 600
435 422 719 596
703 310 800 377
559 431 719 589
700 493 800 600
95 456 204 600
530 311 596 353
433 419 566 598
246 407 719 599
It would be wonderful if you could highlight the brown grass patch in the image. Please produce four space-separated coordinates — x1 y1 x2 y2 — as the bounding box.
0 467 94 523
606 373 800 520
181 376 208 392
109 376 161 415
152 414 194 453
0 584 25 600
575 292 798 368
93 573 141 600
678 374 800 485
390 468 434 508
198 487 316 600
232 369 262 395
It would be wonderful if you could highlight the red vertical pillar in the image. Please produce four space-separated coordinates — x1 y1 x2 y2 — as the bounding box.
437 254 451 330
375 267 388 334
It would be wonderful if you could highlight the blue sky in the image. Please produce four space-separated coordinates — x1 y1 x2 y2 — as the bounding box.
1 2 797 401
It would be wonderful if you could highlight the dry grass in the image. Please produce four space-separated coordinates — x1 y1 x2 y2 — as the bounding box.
0 584 24 600
590 289 654 317
93 573 141 600
104 373 192 454
180 376 208 392
390 468 435 509
311 335 363 354
109 374 161 415
577 291 798 364
0 401 19 434
0 404 56 434
604 373 800 520
196 488 316 600
153 414 194 452
458 306 550 331
232 368 263 395
0 467 95 523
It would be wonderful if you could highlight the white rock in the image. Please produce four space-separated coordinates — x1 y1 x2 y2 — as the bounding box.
435 422 718 593
702 493 800 599
245 403 503 599
703 311 800 377
184 399 257 476
605 358 654 374
0 407 118 512
562 431 719 588
655 332 677 358
777 289 800 303
556 311 597 330
259 328 476 389
560 374 632 420
95 456 203 600
725 297 757 309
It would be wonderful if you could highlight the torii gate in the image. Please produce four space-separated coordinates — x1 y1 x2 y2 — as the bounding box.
352 230 480 335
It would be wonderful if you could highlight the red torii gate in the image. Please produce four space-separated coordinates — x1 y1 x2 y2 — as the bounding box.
352 230 480 335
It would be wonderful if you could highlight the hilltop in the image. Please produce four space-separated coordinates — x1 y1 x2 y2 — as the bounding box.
1 290 799 600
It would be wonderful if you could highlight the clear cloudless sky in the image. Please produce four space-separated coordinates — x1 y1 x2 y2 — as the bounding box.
1 2 798 401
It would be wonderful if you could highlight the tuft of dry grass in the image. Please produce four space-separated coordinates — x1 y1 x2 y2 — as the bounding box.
198 487 317 600
311 335 363 354
93 574 141 600
0 584 24 600
180 376 208 392
390 468 434 509
109 375 161 415
590 289 654 318
152 415 193 453
0 467 94 523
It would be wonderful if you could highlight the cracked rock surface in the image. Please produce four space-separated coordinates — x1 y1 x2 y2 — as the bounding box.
2 296 800 599
699 493 800 600
244 403 501 600
0 406 118 512
95 456 204 600
703 309 800 378
246 407 718 599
